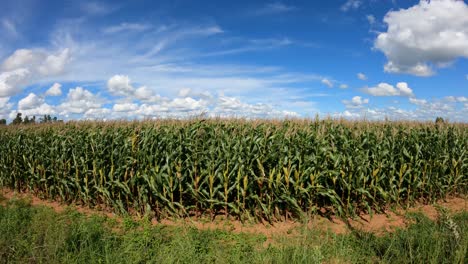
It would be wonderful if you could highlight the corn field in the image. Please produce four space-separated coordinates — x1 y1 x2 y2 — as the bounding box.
0 119 467 221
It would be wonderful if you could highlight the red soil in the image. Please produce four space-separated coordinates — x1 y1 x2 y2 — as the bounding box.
1 188 466 242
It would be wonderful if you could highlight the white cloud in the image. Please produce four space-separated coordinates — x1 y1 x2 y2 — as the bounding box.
212 96 298 118
395 82 414 97
103 23 151 34
357 73 367 80
366 15 376 25
409 97 427 106
351 96 368 105
59 87 103 114
107 75 162 103
321 78 333 88
165 97 208 112
178 88 191 97
1 19 18 37
18 93 43 110
0 97 11 109
1 49 42 71
10 104 56 119
444 96 468 103
38 48 70 76
341 110 361 118
375 0 468 76
0 97 13 119
341 0 362 12
113 103 139 112
0 68 30 97
83 108 112 120
107 75 134 96
339 84 348 89
45 83 62 96
0 48 71 97
254 2 296 15
80 1 117 15
134 86 163 103
362 82 414 97
336 95 468 122
342 96 369 109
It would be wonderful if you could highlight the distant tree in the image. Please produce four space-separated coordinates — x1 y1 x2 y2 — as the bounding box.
11 113 23 125
435 117 445 124
24 116 36 124
40 115 51 123
39 114 61 123
0 119 6 125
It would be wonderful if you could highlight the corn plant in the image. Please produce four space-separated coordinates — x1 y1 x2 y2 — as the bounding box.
0 119 466 220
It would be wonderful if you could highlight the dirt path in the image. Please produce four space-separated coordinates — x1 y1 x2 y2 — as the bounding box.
1 188 466 242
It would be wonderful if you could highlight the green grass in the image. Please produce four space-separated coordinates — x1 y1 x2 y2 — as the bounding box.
1 195 466 263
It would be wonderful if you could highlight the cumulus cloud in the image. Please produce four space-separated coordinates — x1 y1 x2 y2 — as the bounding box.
18 93 43 110
409 97 427 106
213 96 298 118
38 49 70 76
0 68 30 97
45 83 62 96
342 96 369 109
83 108 112 120
357 73 367 80
0 97 13 119
107 75 162 102
0 48 71 97
112 103 139 112
14 92 56 118
335 99 468 122
444 96 467 103
361 82 414 97
2 48 70 75
12 103 56 118
107 75 134 96
375 0 468 76
59 87 103 114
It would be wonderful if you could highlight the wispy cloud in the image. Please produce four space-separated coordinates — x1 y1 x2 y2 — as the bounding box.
103 22 152 34
80 1 119 15
1 19 18 38
341 0 362 12
200 37 293 57
253 2 297 15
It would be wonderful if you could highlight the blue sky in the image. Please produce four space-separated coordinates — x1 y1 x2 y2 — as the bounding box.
0 0 467 121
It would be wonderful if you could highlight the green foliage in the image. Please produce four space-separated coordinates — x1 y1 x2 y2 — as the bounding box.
11 113 22 125
0 119 6 126
436 117 446 124
0 119 467 220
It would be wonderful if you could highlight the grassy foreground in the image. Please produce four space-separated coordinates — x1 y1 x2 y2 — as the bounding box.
1 195 466 264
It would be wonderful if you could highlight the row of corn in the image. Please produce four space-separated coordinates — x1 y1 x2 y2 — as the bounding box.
0 119 466 221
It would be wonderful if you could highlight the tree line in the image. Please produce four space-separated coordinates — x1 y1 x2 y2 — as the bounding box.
0 113 63 125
